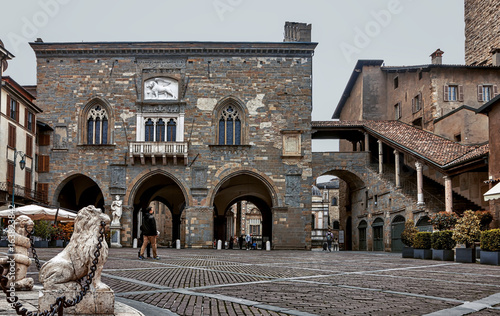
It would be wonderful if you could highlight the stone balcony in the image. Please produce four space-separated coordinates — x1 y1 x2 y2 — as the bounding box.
129 141 188 165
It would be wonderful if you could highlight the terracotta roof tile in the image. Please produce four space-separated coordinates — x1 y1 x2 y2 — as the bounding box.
312 120 488 167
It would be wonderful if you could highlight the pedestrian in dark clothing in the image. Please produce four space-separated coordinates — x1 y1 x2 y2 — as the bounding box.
239 235 243 249
139 207 160 260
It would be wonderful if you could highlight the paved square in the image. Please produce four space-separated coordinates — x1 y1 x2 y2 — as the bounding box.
6 247 500 315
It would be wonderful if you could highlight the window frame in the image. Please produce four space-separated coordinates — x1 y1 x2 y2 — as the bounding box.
444 84 464 102
412 93 423 113
215 98 245 146
81 98 113 145
478 84 498 102
8 124 16 148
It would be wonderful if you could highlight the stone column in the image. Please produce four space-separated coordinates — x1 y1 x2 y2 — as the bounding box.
444 176 453 213
394 150 400 188
177 113 185 142
378 140 383 174
416 162 425 206
236 201 242 236
184 206 214 248
364 133 369 152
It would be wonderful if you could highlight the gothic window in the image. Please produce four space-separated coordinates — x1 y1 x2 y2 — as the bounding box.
167 119 176 141
156 119 165 142
145 119 154 141
218 105 241 145
87 105 109 145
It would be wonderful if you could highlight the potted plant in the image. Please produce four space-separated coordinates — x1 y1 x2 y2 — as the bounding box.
413 231 432 259
480 229 500 265
475 210 494 259
452 210 480 263
401 219 419 258
33 220 54 248
430 212 458 231
431 230 456 261
49 223 64 247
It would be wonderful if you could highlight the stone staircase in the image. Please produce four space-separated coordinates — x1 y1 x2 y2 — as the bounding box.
368 162 483 214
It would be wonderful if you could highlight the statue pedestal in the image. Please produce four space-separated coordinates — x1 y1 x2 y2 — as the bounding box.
110 225 122 248
39 287 115 315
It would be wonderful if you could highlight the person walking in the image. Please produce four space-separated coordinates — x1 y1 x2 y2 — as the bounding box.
139 207 160 260
333 236 339 251
245 233 252 250
325 229 334 252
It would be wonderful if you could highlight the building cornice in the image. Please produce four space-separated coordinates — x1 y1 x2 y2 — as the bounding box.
29 41 317 58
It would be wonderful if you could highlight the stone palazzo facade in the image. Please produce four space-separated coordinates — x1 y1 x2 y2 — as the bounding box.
30 34 317 249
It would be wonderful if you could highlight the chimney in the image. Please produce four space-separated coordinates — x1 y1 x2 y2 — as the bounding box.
490 48 500 66
284 22 311 42
430 48 444 65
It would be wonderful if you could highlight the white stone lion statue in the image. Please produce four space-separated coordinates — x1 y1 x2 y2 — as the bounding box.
39 205 110 291
0 215 34 290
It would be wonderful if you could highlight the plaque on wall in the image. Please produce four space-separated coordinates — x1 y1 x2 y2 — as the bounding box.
144 77 178 100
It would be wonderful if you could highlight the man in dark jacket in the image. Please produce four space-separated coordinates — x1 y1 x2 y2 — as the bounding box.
139 207 160 260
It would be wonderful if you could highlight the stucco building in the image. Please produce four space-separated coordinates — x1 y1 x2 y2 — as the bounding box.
0 42 46 208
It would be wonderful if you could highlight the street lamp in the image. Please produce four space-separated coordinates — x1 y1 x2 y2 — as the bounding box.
11 149 26 207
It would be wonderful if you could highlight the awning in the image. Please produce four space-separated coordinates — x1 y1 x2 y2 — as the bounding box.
0 205 77 221
484 182 500 201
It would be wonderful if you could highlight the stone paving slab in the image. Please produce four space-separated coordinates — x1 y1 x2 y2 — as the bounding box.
1 247 500 315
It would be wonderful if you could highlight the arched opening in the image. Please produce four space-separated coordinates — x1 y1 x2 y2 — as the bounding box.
56 174 104 211
358 220 367 251
416 215 432 232
131 172 186 246
315 170 366 251
372 217 384 251
213 173 274 249
391 215 406 252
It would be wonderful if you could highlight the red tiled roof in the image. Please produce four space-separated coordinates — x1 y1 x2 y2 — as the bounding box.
312 120 488 168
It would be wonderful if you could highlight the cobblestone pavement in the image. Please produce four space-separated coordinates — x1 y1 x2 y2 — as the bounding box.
6 247 500 315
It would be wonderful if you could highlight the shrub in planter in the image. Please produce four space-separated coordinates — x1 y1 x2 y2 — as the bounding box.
414 232 432 249
401 219 419 258
481 229 500 252
431 230 456 250
476 211 494 231
452 210 480 248
453 210 480 263
414 232 432 259
480 229 500 265
430 212 458 231
401 219 419 247
431 231 456 261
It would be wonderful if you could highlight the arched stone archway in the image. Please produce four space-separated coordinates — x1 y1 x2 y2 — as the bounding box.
55 174 104 211
128 171 188 245
315 169 366 251
212 173 275 248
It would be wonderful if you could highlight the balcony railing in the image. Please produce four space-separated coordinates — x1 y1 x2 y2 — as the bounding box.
0 182 48 205
129 141 188 165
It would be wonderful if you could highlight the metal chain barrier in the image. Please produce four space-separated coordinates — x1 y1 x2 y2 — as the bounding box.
27 229 41 272
0 221 107 316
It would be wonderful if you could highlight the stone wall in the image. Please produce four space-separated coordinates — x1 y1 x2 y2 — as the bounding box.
32 41 316 249
465 0 500 65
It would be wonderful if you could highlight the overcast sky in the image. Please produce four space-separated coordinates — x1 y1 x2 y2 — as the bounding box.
1 0 464 153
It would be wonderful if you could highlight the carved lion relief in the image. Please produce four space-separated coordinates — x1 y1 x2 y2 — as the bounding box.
144 77 178 100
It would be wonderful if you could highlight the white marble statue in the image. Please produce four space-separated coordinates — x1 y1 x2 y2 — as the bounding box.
39 205 111 291
0 215 34 290
110 195 122 226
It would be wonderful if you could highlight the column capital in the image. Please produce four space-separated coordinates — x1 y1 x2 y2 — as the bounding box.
415 161 422 170
393 149 399 155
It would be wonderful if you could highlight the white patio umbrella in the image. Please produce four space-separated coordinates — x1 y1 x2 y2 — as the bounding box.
0 205 77 222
